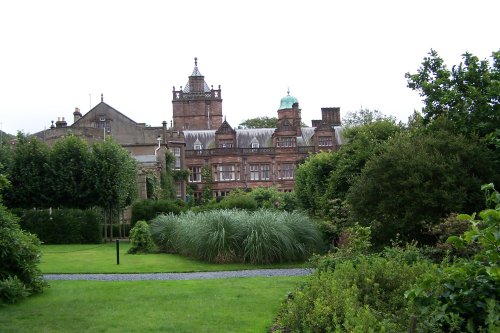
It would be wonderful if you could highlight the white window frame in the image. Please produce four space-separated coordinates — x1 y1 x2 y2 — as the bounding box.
189 166 202 182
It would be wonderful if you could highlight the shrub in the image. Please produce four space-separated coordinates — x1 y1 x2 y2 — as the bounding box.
15 208 102 244
0 205 46 304
131 199 186 226
273 245 431 332
150 209 323 264
218 194 258 211
128 220 155 254
407 183 500 332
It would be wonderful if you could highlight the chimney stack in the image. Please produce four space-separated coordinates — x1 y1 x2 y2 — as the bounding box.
73 107 82 123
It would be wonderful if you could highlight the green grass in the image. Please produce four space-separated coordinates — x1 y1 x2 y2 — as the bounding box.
40 243 305 273
0 277 303 332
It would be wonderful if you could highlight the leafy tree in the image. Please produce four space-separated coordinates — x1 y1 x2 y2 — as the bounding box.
406 49 500 139
238 116 278 129
48 135 91 208
342 108 393 128
5 133 51 208
295 151 338 215
295 111 401 217
0 141 14 177
86 139 137 240
347 129 499 246
326 118 402 202
0 171 46 304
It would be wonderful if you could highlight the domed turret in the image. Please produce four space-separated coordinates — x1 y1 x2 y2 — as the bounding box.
279 89 298 110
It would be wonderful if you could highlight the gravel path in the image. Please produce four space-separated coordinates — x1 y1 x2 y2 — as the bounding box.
44 268 312 281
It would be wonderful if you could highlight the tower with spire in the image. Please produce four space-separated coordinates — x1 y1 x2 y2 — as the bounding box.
172 58 223 130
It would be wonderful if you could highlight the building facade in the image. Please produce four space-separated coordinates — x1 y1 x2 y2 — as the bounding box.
34 58 343 203
177 59 344 201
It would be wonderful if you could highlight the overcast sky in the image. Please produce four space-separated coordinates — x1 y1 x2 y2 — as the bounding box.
0 0 498 135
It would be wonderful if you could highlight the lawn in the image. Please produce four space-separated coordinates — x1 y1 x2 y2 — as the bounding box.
41 242 306 273
0 277 303 333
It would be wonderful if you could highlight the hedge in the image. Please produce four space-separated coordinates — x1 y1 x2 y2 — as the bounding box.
130 199 186 227
15 208 102 244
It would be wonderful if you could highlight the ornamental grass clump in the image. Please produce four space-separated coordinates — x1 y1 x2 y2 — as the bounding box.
150 214 180 253
150 209 323 264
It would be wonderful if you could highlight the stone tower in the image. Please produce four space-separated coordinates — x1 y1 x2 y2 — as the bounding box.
276 90 302 137
172 58 223 130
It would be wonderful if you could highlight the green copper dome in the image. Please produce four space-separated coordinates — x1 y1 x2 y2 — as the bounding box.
279 90 298 110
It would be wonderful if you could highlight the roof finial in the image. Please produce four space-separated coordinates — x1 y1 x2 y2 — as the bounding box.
101 93 103 102
287 87 290 96
194 57 198 66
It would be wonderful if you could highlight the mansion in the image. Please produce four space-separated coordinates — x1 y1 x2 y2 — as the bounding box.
35 59 344 201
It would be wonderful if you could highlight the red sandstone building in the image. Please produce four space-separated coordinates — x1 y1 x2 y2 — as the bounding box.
176 59 344 201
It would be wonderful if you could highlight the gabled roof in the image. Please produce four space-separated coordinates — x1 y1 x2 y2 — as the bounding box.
72 101 138 127
215 119 235 134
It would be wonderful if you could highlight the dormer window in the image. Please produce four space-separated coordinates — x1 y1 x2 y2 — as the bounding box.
250 137 260 149
193 138 203 150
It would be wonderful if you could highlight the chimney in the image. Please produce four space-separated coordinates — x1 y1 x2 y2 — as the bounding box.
55 117 67 128
73 107 82 123
321 107 341 126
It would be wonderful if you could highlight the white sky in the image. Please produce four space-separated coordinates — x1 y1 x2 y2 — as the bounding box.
0 0 498 135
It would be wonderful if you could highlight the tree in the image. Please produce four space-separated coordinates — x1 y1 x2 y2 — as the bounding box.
86 139 137 240
342 108 393 128
406 49 500 139
326 117 402 201
5 133 51 208
238 116 279 129
48 135 91 209
295 113 402 218
347 129 499 246
295 151 338 215
0 170 46 304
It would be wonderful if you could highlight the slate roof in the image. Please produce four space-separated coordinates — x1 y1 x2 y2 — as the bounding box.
183 127 331 150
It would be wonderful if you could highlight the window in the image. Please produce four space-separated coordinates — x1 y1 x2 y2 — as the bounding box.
189 166 201 182
250 164 260 180
170 147 181 169
176 181 182 198
261 164 270 180
194 144 202 150
218 164 235 181
276 137 296 148
250 164 271 181
279 163 294 179
218 140 234 148
319 136 333 147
